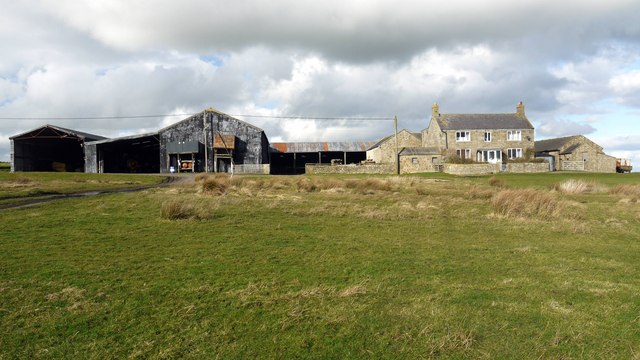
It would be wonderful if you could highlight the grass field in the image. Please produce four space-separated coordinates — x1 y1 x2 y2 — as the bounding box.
1 172 639 358
0 172 166 208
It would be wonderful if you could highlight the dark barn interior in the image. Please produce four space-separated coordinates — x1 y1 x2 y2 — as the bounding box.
270 143 369 174
96 135 160 173
10 125 105 172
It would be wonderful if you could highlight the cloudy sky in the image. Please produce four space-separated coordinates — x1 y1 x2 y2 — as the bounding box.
1 0 640 166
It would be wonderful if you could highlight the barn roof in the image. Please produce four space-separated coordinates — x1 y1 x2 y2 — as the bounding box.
10 124 106 141
534 135 583 152
271 141 376 153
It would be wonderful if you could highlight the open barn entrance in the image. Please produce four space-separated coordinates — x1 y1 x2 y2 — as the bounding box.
10 125 105 172
96 134 160 173
269 143 371 175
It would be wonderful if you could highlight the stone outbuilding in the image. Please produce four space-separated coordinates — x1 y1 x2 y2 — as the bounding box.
535 135 616 173
398 147 442 174
366 129 422 164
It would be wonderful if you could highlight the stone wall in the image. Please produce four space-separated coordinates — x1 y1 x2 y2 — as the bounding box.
234 164 271 175
399 154 442 174
443 163 500 175
506 162 549 173
561 160 585 171
306 164 395 175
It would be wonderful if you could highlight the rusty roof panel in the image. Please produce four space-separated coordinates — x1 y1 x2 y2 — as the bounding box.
270 142 376 153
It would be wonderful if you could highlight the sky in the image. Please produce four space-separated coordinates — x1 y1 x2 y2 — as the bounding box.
1 0 640 167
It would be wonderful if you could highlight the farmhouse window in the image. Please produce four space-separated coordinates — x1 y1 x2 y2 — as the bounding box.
507 130 522 141
507 148 522 159
412 157 418 164
456 149 471 159
484 132 492 142
455 131 470 142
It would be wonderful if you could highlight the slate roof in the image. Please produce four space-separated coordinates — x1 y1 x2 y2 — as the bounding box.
398 147 440 156
10 124 106 141
534 135 582 152
435 114 534 130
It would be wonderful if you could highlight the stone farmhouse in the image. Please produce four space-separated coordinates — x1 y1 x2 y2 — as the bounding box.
422 101 535 163
535 135 616 173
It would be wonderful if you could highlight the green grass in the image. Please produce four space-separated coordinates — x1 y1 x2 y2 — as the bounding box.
0 172 166 201
0 162 10 172
1 173 639 358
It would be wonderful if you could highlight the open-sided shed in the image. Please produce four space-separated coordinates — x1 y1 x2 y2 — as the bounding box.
10 125 105 172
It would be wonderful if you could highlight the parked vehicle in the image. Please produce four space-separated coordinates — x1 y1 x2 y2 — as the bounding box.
616 158 633 173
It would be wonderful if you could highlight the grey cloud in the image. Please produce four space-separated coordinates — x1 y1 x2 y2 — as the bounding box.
536 119 596 138
40 0 640 63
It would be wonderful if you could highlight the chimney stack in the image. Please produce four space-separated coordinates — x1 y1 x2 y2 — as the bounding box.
432 102 440 119
516 101 525 117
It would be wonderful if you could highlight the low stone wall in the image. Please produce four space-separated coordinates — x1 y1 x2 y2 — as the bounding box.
305 164 395 175
506 162 549 173
562 160 585 171
443 163 500 175
234 164 270 175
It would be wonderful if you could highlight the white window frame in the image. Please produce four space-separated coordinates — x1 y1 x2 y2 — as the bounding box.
507 130 522 141
484 131 492 142
411 157 418 164
455 131 471 142
456 149 471 159
507 148 522 159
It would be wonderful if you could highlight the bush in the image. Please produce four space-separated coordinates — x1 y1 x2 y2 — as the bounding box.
492 189 561 219
161 199 211 220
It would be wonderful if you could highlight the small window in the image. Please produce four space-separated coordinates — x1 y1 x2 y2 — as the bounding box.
507 130 522 141
412 157 418 164
484 132 492 142
456 131 470 142
507 148 522 159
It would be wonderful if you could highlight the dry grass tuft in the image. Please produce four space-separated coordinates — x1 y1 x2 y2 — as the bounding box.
467 185 495 199
554 179 606 194
161 199 212 220
488 176 505 188
491 189 562 219
610 184 640 198
201 175 231 195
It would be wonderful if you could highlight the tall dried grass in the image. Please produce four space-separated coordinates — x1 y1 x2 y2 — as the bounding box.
610 184 640 198
161 199 212 220
554 179 605 194
492 189 562 219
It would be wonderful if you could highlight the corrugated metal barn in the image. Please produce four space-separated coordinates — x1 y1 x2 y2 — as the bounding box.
10 125 106 172
270 141 375 174
83 109 270 173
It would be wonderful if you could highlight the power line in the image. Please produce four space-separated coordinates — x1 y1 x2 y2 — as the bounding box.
0 113 394 121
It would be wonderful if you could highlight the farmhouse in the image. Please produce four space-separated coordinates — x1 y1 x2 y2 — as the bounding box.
422 102 535 163
535 135 616 173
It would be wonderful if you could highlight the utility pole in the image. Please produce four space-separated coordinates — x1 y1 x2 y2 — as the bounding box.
394 115 399 175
